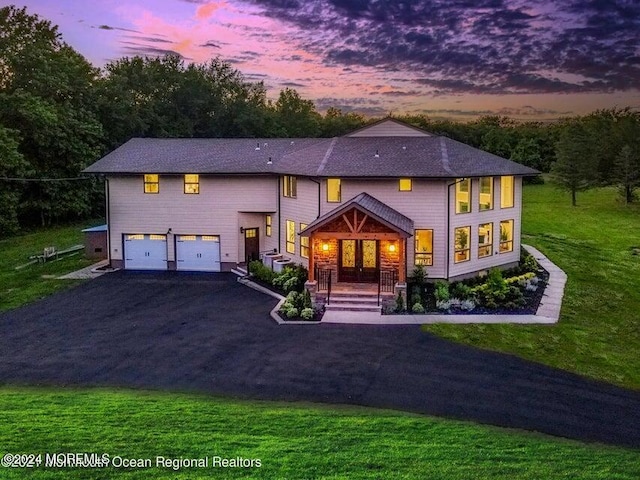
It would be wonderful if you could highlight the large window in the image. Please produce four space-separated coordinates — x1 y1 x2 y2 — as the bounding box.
283 175 297 198
454 226 471 263
414 229 433 266
478 223 493 258
286 220 295 254
479 177 493 211
499 220 514 253
265 215 272 237
399 178 412 191
184 174 199 194
300 223 309 258
143 174 159 194
327 178 341 202
455 178 471 213
501 176 514 208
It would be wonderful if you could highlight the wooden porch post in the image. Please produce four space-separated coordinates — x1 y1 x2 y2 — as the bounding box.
398 237 406 283
307 234 315 281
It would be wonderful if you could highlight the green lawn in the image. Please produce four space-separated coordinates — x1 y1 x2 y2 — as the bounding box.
0 388 638 479
425 184 640 389
0 222 101 312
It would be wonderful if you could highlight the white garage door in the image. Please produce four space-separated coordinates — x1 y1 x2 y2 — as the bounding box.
124 234 167 270
176 235 221 272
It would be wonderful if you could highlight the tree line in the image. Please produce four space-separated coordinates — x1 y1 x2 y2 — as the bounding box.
1 5 638 237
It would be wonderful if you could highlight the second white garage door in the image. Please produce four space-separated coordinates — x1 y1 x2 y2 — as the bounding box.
176 235 221 272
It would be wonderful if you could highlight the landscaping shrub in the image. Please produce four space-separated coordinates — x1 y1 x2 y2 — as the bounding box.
434 281 450 302
395 292 405 312
412 302 425 313
450 282 473 300
521 249 540 273
280 289 317 320
300 308 314 320
272 264 308 293
409 264 427 285
286 307 299 318
249 260 277 284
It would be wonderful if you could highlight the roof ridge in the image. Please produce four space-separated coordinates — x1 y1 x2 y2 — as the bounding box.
439 137 453 175
316 137 338 175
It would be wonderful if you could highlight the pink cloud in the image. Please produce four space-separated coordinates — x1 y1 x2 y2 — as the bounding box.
195 1 226 21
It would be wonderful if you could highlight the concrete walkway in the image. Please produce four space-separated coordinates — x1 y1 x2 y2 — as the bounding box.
57 260 111 280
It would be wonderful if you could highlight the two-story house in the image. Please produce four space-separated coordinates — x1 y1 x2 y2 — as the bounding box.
84 119 538 300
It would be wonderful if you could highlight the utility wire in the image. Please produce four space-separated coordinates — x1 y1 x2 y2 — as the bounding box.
0 176 92 181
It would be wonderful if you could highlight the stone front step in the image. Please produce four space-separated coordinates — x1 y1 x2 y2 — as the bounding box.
325 303 382 313
326 292 383 312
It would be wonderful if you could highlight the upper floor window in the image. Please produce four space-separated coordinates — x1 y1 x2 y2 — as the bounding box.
414 229 433 266
283 175 297 198
499 220 514 253
501 176 514 208
478 223 493 258
455 178 471 213
144 174 159 194
265 215 272 237
184 174 199 194
327 178 341 202
300 223 309 258
479 177 493 211
399 178 412 191
286 220 295 254
454 226 471 263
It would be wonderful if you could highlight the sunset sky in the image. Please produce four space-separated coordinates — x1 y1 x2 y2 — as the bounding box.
12 0 640 120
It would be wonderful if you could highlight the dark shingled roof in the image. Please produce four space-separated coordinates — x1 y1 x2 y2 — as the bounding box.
299 193 414 237
84 134 539 178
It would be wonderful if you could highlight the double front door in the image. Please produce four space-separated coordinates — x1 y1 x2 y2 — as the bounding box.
339 239 378 283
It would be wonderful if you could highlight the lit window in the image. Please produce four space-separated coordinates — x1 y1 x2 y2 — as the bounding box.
300 223 309 258
202 236 219 242
286 220 295 254
327 178 341 202
144 174 159 194
478 223 493 258
149 234 166 241
283 176 297 198
414 229 433 266
454 226 471 263
244 229 257 238
455 178 471 213
479 177 493 211
501 176 514 208
178 235 196 241
184 174 199 194
265 215 272 237
399 178 412 191
127 234 144 240
499 220 514 253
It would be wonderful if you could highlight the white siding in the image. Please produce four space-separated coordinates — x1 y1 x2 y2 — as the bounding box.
108 175 277 267
279 177 319 265
347 120 431 137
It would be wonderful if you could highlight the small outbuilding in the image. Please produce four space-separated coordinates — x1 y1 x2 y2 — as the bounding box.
82 224 108 260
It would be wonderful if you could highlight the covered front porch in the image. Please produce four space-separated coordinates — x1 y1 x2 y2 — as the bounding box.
300 193 413 308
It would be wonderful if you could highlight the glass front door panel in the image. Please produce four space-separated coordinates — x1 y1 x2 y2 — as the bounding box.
362 240 377 268
342 240 356 267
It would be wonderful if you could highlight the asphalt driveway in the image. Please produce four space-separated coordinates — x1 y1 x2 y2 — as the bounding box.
1 271 639 448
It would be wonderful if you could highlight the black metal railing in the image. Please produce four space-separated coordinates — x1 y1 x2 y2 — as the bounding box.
378 269 397 306
315 267 333 302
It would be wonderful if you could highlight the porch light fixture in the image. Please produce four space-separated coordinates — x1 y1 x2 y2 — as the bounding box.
240 227 245 234
322 242 329 252
388 243 397 253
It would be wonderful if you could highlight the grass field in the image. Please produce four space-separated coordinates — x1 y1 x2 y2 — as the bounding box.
425 184 640 389
1 188 639 479
1 388 638 480
0 222 100 312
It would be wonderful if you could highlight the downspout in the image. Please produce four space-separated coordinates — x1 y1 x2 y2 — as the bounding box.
277 176 281 252
105 176 112 268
